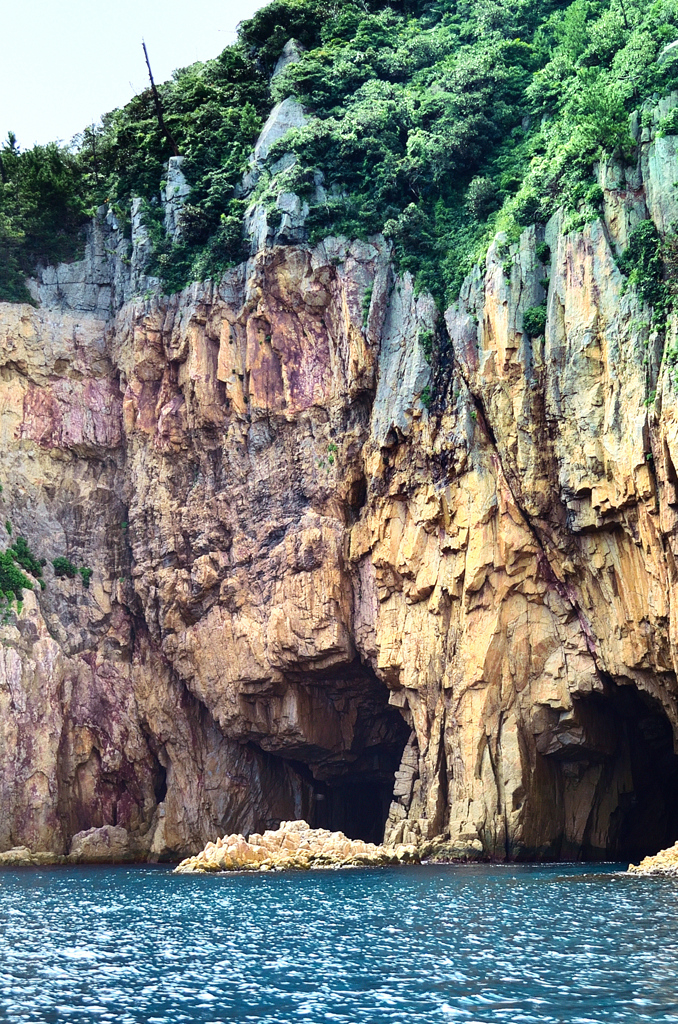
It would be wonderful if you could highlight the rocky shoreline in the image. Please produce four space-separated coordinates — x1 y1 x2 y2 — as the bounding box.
174 820 421 874
0 822 468 870
627 842 678 877
0 825 135 867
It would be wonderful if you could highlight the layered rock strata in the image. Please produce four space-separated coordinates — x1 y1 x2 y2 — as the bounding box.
3 96 678 862
175 818 419 873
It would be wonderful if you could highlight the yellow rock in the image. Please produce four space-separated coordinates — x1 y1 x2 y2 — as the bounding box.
628 842 678 876
174 820 421 874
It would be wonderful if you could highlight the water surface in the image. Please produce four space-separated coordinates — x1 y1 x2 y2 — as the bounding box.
0 862 676 1023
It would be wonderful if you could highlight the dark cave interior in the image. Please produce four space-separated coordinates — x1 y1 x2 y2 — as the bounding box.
272 664 411 845
308 745 405 845
559 680 678 862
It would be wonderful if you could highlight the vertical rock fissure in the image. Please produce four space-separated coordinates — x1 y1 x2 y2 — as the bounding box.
463 378 603 668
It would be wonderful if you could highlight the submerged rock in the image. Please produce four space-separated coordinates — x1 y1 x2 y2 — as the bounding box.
174 820 420 874
628 843 678 877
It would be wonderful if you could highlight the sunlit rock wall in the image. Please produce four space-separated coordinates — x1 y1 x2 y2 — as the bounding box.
2 96 678 860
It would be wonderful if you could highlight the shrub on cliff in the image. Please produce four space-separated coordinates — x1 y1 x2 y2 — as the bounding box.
9 536 43 577
52 557 93 589
78 567 93 589
52 557 77 579
618 220 666 308
0 551 32 604
523 304 548 337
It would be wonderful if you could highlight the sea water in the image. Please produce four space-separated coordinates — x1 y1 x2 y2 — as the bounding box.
0 862 676 1023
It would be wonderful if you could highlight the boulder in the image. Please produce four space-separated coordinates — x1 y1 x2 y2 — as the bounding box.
69 825 132 864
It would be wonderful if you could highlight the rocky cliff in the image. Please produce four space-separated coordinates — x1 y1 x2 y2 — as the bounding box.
3 95 678 863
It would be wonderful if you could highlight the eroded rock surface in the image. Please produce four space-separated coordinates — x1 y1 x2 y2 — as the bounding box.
175 818 419 873
628 842 678 876
69 825 132 863
3 97 678 863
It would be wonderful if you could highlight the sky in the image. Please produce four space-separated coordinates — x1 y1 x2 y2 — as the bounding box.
0 0 269 149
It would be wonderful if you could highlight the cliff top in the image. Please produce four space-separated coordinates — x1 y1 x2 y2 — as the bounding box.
3 0 678 308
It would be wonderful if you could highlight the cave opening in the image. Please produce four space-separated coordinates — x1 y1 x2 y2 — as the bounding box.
154 763 168 805
553 679 678 862
255 658 413 844
307 743 407 845
273 678 410 846
240 657 412 845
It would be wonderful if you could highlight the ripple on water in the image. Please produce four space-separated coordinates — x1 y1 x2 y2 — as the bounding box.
1 863 678 1022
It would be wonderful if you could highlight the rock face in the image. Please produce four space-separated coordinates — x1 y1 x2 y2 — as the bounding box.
175 818 419 873
164 157 191 241
3 97 678 863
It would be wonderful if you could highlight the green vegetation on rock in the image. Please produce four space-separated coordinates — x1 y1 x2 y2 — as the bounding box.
0 535 44 610
0 529 93 610
362 283 374 326
78 567 93 589
52 557 93 588
0 551 32 605
8 536 46 590
0 533 50 609
2 0 678 307
523 303 548 337
419 328 434 363
618 219 672 322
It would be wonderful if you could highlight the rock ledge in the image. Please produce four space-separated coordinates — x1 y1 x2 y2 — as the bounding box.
0 847 67 867
174 820 420 874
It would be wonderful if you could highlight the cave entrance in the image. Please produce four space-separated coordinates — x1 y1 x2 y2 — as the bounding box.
308 745 405 845
267 660 411 845
552 679 678 862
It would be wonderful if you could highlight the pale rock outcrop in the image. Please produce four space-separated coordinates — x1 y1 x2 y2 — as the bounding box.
640 92 678 233
175 819 419 873
241 91 318 251
29 199 159 316
629 841 678 875
31 206 130 316
253 97 307 165
164 156 191 240
272 39 305 79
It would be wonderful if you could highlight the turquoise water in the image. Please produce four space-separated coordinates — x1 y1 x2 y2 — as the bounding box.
0 862 677 1023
